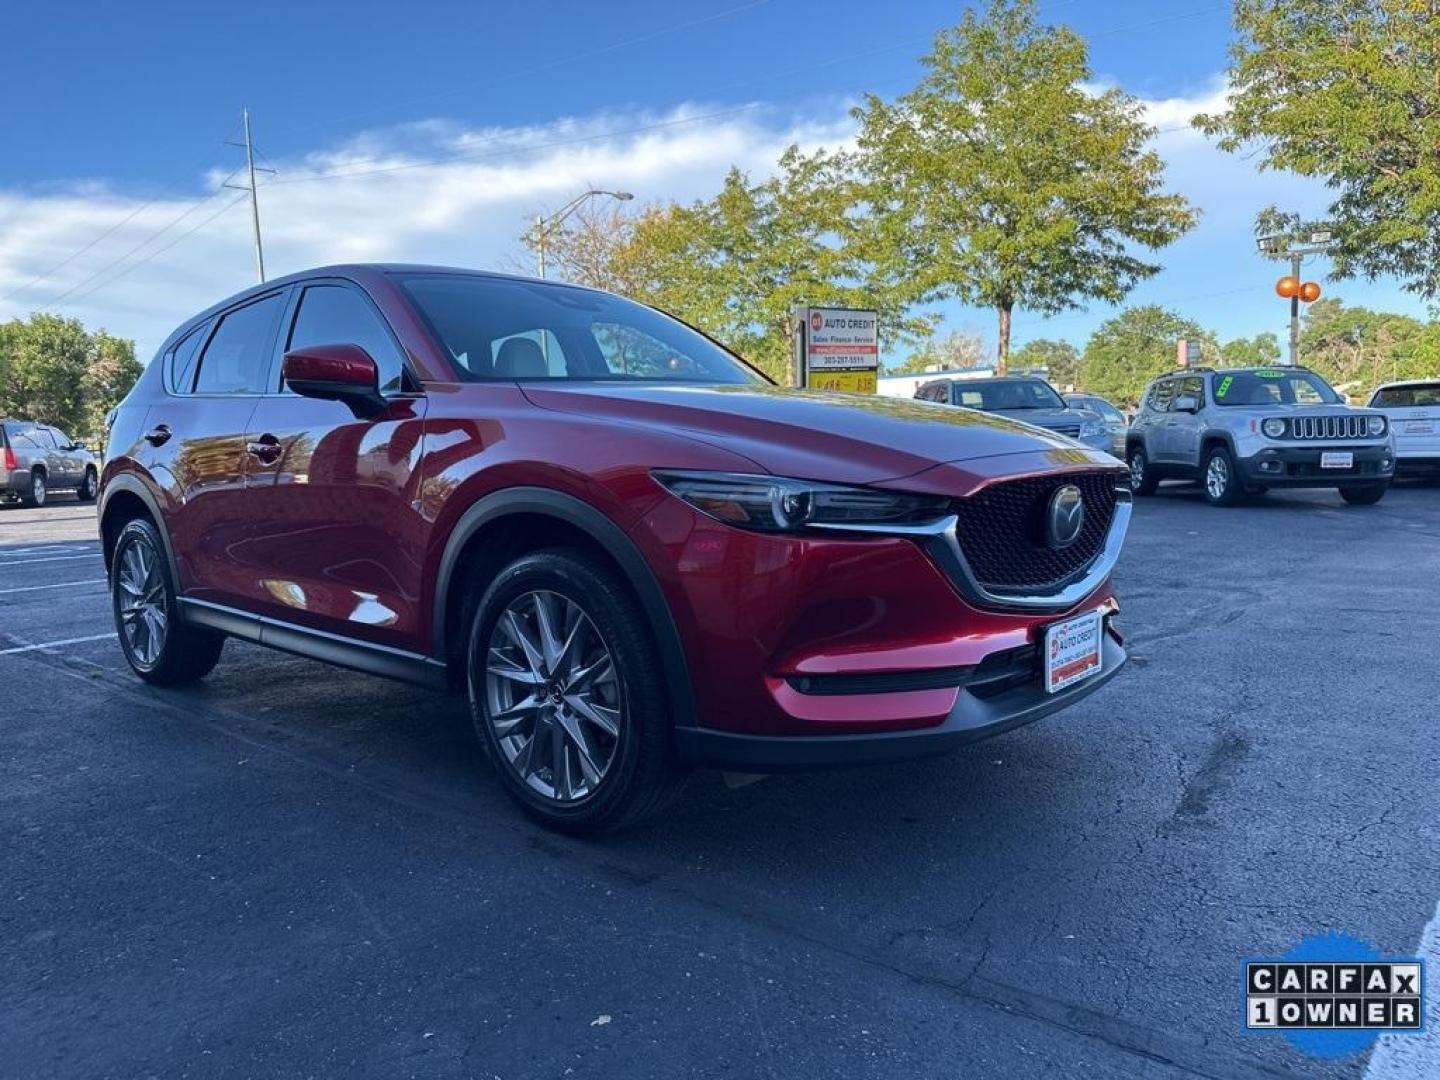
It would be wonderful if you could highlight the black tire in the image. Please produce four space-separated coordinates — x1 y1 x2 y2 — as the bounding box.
1202 445 1244 506
466 548 685 835
21 468 46 507
77 467 98 502
111 517 224 685
1339 482 1388 506
1127 445 1159 495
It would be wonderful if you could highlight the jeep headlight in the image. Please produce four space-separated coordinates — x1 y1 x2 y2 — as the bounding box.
1261 418 1286 438
1080 418 1105 438
653 471 949 533
1367 414 1387 436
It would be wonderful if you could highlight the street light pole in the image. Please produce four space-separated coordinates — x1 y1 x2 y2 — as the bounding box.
1258 231 1332 366
532 188 633 279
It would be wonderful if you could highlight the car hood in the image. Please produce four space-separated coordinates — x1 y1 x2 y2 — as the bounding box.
520 382 1103 485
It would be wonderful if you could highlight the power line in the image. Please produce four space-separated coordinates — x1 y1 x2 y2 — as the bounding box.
36 176 238 310
0 198 163 304
55 194 249 309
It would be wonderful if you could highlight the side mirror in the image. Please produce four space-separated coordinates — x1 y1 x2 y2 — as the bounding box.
1173 394 1199 413
282 344 386 417
70 440 87 451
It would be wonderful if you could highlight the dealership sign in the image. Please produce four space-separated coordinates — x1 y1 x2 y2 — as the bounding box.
796 307 878 394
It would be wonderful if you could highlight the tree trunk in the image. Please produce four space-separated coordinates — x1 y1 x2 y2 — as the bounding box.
996 303 1013 375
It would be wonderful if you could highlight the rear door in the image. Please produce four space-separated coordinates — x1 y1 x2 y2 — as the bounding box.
139 290 288 608
239 280 430 649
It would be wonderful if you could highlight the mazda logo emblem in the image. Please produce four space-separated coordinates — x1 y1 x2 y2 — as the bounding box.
1047 485 1085 549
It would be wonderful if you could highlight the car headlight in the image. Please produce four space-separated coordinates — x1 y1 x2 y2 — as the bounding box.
1080 419 1105 438
1261 418 1286 438
1367 414 1387 436
652 471 949 534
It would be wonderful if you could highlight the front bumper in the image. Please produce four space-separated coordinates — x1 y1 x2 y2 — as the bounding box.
675 622 1126 771
1239 444 1394 487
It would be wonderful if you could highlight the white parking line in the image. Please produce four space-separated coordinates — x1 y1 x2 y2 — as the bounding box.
0 553 103 566
0 544 98 556
0 632 117 655
1365 898 1440 1078
0 579 107 595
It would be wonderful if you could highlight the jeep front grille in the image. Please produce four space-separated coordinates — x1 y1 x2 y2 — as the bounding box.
1289 415 1370 440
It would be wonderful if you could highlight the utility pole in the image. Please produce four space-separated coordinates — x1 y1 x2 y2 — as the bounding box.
225 108 274 283
535 213 547 279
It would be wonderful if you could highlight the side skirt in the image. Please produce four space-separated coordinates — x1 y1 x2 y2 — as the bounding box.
179 598 449 690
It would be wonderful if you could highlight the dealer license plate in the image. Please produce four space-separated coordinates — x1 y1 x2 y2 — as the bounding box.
1405 420 1435 434
1320 451 1353 469
1044 610 1103 694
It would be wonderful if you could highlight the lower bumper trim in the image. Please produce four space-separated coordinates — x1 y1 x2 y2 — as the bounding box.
675 633 1126 772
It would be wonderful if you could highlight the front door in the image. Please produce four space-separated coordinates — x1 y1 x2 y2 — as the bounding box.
240 281 430 650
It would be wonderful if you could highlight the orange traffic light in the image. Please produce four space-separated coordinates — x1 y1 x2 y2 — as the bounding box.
1275 276 1300 298
1299 281 1322 303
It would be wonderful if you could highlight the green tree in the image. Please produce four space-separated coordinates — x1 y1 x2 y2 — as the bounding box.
1009 338 1080 387
0 314 140 437
1219 332 1281 368
887 328 989 375
1079 306 1216 406
613 148 931 382
1298 297 1430 394
1196 0 1440 299
853 0 1196 369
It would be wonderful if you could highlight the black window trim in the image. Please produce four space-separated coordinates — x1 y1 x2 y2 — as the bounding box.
164 318 217 396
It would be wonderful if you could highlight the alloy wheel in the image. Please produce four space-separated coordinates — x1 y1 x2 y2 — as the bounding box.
117 537 168 666
1129 453 1144 489
484 589 622 804
1205 455 1229 501
31 473 45 505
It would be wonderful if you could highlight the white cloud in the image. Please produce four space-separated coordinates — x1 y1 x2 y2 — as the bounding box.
0 102 855 359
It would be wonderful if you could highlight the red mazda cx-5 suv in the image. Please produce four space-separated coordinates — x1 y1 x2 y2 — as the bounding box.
99 265 1131 832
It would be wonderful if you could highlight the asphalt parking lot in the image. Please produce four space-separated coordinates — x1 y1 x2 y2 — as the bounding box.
4 483 1439 1079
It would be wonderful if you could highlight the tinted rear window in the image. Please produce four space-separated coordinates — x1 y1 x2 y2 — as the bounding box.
1372 384 1440 407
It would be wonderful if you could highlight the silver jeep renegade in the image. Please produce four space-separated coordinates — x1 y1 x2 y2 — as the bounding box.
1126 366 1396 506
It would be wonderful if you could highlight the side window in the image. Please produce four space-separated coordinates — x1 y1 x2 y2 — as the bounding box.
49 428 72 448
958 389 985 408
195 293 286 394
1178 376 1204 404
287 285 405 392
1150 379 1176 412
34 428 59 449
166 322 209 394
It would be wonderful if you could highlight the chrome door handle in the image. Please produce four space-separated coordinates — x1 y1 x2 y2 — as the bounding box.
144 424 171 446
246 434 282 463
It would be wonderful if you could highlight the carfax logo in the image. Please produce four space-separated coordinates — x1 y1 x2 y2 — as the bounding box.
1244 931 1426 1058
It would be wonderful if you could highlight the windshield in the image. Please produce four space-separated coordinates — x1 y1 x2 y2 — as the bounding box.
1371 383 1440 407
956 379 1065 411
1212 369 1340 407
397 274 764 385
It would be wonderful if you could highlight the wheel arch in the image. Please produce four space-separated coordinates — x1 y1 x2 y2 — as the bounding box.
432 487 696 729
1200 430 1239 458
98 474 178 584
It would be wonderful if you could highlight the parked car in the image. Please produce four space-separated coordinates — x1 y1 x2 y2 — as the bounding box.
99 265 1132 832
915 376 1115 455
1367 379 1440 477
1064 393 1128 457
1126 366 1395 506
1 419 99 506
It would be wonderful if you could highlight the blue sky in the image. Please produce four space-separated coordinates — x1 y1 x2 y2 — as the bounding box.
0 0 1428 361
